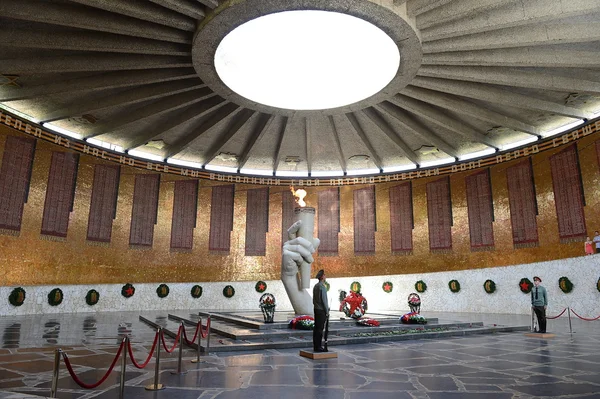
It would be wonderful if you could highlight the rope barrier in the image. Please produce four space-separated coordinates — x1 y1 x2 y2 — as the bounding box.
62 339 125 389
183 321 201 346
161 325 182 353
570 308 600 321
546 308 567 319
201 318 211 339
128 331 159 369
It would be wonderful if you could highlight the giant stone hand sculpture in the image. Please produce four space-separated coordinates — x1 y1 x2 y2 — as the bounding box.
281 209 320 315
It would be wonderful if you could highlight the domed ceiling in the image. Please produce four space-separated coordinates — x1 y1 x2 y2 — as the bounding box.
1 0 599 177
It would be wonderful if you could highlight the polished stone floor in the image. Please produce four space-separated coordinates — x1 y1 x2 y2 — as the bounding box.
0 311 599 398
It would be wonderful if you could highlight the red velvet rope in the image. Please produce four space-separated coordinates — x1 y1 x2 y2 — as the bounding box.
183 322 201 346
570 308 600 321
546 308 567 319
161 325 182 353
127 331 159 369
200 318 210 339
62 339 125 389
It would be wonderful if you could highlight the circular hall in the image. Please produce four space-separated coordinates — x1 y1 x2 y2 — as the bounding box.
1 0 600 398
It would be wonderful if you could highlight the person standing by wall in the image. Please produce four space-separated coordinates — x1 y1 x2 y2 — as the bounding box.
531 276 548 333
593 231 600 254
585 236 594 256
313 269 329 352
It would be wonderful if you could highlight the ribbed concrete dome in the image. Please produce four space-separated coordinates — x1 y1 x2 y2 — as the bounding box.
1 0 599 176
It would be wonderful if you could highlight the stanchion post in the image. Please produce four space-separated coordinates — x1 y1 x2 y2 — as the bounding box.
171 322 187 375
50 348 61 398
145 328 165 391
191 317 202 364
119 337 127 399
568 307 573 334
205 314 211 355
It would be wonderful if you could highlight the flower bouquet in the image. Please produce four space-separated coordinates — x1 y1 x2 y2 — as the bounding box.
289 315 315 330
400 312 427 324
356 317 380 327
259 293 276 323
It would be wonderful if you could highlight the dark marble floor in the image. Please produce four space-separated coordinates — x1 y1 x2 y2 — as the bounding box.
0 311 598 398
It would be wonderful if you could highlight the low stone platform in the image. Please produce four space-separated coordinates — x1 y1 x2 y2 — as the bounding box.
299 349 338 359
141 310 530 353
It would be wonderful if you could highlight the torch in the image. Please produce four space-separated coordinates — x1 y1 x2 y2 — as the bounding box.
294 206 315 290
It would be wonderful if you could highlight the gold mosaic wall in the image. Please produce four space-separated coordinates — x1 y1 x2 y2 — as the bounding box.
1 124 599 287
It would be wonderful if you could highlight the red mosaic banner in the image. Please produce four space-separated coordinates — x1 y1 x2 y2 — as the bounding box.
353 185 376 255
549 144 586 243
506 159 539 248
209 184 235 253
129 174 160 248
245 187 269 256
0 135 36 235
465 169 495 251
389 182 413 254
41 151 79 239
86 164 120 244
318 188 340 256
281 190 297 243
170 179 198 251
426 176 453 252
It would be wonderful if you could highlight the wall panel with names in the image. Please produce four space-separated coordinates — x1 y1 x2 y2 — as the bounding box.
549 144 586 243
209 184 235 253
41 151 79 239
353 185 376 255
245 187 269 256
318 188 340 256
426 176 453 253
87 164 120 244
129 174 160 248
465 169 494 251
170 179 198 251
506 159 539 248
389 182 413 255
0 135 36 235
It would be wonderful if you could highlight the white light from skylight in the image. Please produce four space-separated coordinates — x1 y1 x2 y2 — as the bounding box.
458 148 496 161
382 164 417 173
419 158 455 168
239 168 274 176
166 158 203 169
541 119 584 138
275 170 309 177
215 10 400 110
85 138 123 153
0 104 40 124
501 136 539 151
204 164 238 173
346 168 380 176
43 123 82 140
127 149 164 162
311 170 345 177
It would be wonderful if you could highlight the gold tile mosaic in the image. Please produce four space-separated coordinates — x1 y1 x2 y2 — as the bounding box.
1 125 599 287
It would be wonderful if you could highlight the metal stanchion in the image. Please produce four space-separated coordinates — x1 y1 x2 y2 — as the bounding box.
568 307 573 334
50 348 61 398
119 337 127 399
191 317 202 364
531 308 535 332
205 315 211 355
171 322 187 375
145 328 165 391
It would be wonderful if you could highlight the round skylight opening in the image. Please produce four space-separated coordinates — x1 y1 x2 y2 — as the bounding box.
214 10 400 111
